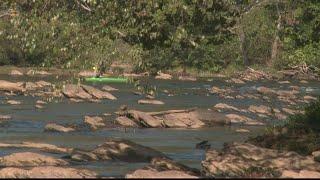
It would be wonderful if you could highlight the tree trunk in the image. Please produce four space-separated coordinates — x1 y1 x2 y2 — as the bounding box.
269 0 282 66
240 26 249 66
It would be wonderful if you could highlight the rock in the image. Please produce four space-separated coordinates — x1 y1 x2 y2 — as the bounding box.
202 142 320 177
304 95 317 101
78 70 97 77
162 111 207 128
300 80 308 84
155 72 172 80
26 70 52 76
126 168 198 178
278 80 290 84
0 115 11 120
257 86 276 95
275 112 288 120
138 99 165 105
0 166 97 178
0 80 25 93
312 151 320 162
35 81 52 87
9 70 23 76
276 90 299 97
210 86 226 94
44 123 75 133
128 110 162 128
116 116 139 127
226 114 264 126
62 84 93 100
81 85 117 100
7 100 22 105
69 98 84 103
36 100 47 105
290 85 300 91
24 82 41 91
0 142 72 154
102 85 118 91
282 108 298 115
213 103 242 112
70 149 99 162
35 104 45 109
282 170 320 178
72 139 168 163
0 152 68 167
248 105 272 116
84 116 105 130
236 129 250 133
178 76 197 81
227 78 245 84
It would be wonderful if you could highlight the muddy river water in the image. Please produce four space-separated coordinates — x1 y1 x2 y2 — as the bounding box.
0 74 319 177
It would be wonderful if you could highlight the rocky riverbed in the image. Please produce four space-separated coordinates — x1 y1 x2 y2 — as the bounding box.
0 68 319 178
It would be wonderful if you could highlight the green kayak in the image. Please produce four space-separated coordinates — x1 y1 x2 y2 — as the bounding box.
85 77 128 83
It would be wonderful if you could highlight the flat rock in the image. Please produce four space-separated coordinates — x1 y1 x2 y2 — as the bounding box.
44 123 75 133
248 105 272 116
0 115 11 120
138 99 165 105
235 128 250 133
78 70 97 77
0 142 72 154
155 72 172 80
126 168 199 178
128 110 162 128
71 139 168 162
81 85 117 100
202 142 320 177
226 114 264 126
102 85 118 91
116 116 139 127
0 80 25 93
178 76 197 81
282 170 320 178
257 86 276 95
84 116 105 130
0 152 68 167
7 100 22 105
26 70 52 76
35 81 52 87
9 70 23 76
62 84 92 100
0 166 97 178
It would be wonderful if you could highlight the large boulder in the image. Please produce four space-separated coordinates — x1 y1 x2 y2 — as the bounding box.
81 85 117 100
71 139 168 162
202 142 320 178
0 80 25 93
62 84 92 100
0 167 97 178
84 116 105 130
0 152 68 167
128 110 162 128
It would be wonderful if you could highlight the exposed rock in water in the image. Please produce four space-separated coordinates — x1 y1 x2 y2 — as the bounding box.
115 116 139 127
178 76 197 81
35 104 45 109
281 170 320 178
127 110 163 128
0 115 11 120
226 114 264 126
71 138 168 163
226 78 245 84
36 100 47 105
0 142 73 154
257 86 276 95
9 70 23 76
138 99 165 105
304 95 317 101
81 84 117 100
235 128 250 133
278 80 290 84
126 157 200 178
248 105 272 116
201 142 320 178
26 70 52 76
102 85 118 91
62 84 93 100
84 116 105 130
6 100 22 105
213 103 243 113
35 81 52 87
44 123 75 133
155 72 172 80
0 166 97 178
0 152 69 167
78 70 97 77
0 80 25 93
